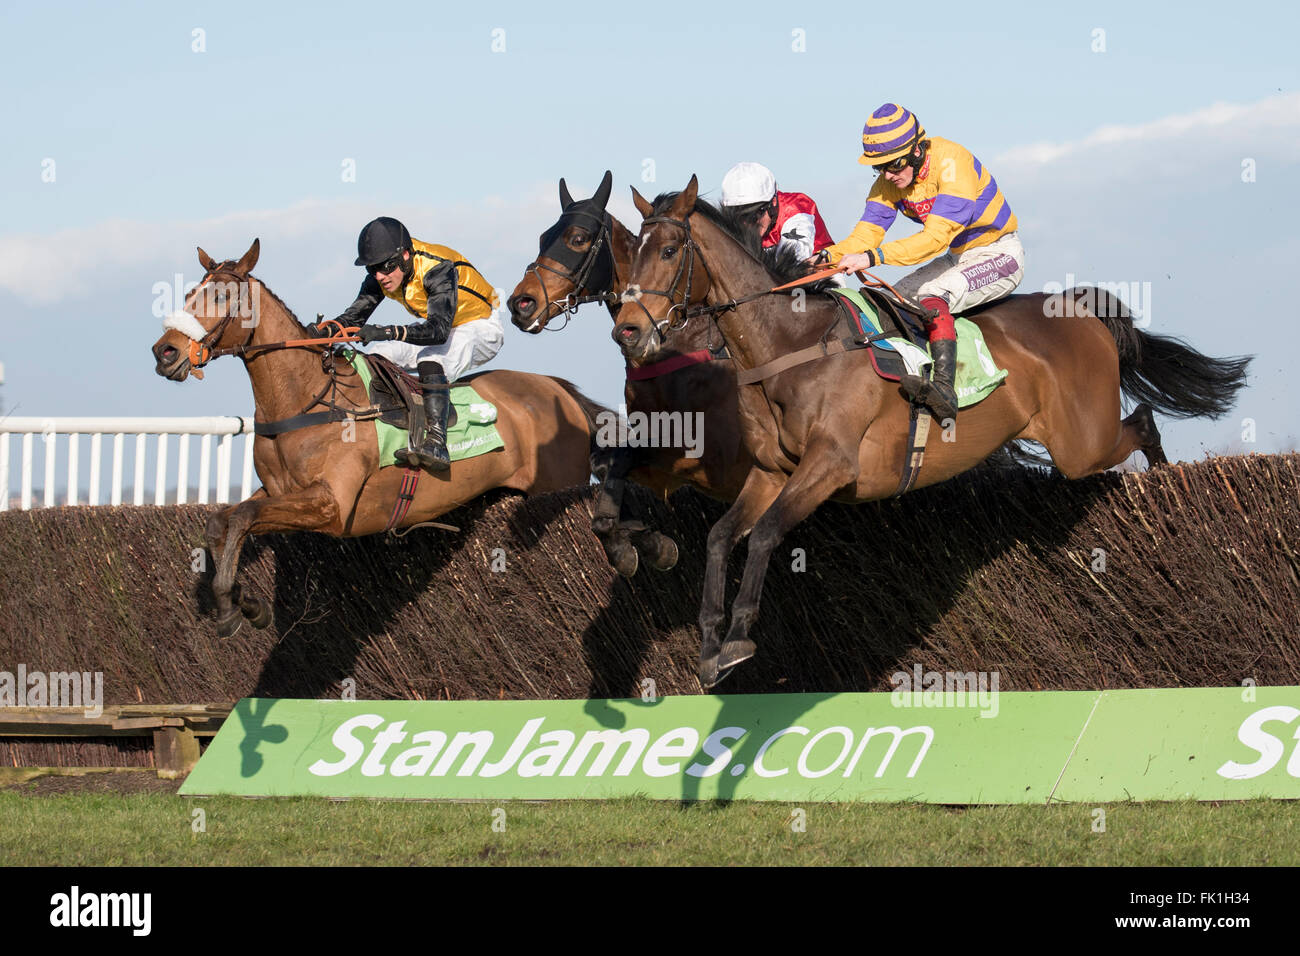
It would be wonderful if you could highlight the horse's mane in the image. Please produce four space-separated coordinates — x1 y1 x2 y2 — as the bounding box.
648 192 832 294
209 260 307 331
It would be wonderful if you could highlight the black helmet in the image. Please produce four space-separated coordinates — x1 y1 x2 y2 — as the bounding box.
355 217 412 267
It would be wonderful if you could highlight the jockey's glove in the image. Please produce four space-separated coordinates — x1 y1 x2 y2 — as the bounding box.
356 324 398 345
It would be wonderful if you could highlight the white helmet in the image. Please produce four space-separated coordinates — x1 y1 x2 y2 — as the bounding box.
720 162 776 207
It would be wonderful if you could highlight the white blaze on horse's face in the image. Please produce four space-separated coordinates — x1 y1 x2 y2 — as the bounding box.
162 310 207 342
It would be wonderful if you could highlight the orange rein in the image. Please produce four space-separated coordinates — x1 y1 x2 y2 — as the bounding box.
185 319 359 379
770 265 915 305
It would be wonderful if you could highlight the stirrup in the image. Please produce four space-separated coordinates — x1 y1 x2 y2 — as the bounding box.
900 374 957 422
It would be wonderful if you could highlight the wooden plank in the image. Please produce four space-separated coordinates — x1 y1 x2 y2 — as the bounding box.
153 726 201 779
0 705 230 738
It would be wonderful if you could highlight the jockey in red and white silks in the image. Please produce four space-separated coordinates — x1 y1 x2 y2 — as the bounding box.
720 162 835 263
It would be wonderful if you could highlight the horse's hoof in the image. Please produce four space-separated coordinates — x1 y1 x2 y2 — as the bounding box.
216 609 244 639
633 532 679 572
717 638 756 674
240 597 272 629
653 536 679 571
698 654 721 689
604 537 639 578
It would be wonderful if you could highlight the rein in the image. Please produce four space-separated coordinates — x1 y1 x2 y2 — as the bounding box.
179 270 371 430
627 213 933 366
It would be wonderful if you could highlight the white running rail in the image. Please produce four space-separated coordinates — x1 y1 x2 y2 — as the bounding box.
1 416 256 511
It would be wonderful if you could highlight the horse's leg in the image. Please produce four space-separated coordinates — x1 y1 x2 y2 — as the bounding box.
1040 401 1167 478
1128 403 1167 467
714 438 859 684
590 446 640 577
205 501 245 637
698 468 784 688
210 483 342 638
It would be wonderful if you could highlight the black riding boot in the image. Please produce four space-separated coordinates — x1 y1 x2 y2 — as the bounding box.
399 362 451 472
900 337 959 422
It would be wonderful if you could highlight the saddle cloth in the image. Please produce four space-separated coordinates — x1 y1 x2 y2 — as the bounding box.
828 288 1009 408
343 350 504 467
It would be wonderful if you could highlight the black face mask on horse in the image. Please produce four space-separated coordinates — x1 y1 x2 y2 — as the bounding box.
530 171 617 314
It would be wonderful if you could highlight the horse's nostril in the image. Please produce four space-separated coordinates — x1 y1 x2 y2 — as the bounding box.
515 297 534 314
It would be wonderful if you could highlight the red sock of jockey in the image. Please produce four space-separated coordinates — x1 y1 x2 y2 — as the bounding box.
919 295 956 344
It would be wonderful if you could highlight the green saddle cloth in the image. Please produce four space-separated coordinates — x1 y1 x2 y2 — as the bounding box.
830 287 1009 408
344 351 505 468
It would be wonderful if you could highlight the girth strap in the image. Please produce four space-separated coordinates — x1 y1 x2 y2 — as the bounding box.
253 407 382 436
893 405 932 497
384 465 421 532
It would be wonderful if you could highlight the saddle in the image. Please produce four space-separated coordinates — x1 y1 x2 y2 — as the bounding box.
828 287 930 383
359 352 458 432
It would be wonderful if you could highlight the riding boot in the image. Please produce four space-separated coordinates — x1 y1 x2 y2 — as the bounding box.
899 296 959 422
395 363 451 471
414 363 451 472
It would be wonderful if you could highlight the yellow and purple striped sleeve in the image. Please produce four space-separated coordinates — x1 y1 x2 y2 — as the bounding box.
825 188 896 263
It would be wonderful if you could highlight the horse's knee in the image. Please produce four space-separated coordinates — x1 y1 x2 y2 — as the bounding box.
205 510 229 547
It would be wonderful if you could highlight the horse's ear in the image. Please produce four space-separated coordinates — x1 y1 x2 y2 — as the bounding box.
677 174 699 214
592 170 613 210
630 186 654 219
235 238 260 275
559 178 575 209
197 246 216 272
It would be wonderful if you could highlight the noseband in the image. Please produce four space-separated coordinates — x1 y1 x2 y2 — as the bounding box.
524 208 617 327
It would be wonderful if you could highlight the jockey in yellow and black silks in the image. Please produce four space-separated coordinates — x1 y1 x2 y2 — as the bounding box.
822 104 1024 423
313 216 503 471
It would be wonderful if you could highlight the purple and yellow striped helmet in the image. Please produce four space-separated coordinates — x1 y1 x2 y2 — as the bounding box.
859 104 926 166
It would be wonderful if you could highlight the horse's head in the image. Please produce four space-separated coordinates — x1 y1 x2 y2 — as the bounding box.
614 175 716 363
152 239 262 381
508 171 616 333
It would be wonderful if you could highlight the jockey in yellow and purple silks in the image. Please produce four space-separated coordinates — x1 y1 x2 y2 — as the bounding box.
823 104 1024 422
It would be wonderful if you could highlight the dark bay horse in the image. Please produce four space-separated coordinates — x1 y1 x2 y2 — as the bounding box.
152 239 604 637
507 172 751 577
617 176 1251 687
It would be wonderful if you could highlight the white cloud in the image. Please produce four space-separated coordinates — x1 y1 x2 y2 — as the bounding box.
0 189 570 308
994 92 1300 167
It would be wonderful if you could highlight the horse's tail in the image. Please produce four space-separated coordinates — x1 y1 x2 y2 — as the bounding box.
1075 287 1252 420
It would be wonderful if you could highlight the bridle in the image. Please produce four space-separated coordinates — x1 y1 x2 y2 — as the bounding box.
522 207 617 328
181 268 341 376
624 211 773 341
183 269 260 371
176 266 365 426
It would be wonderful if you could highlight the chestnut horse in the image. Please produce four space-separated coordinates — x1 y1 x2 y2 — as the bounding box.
617 177 1251 687
507 171 751 577
152 239 603 638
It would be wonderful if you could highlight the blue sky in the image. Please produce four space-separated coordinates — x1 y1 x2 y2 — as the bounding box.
2 0 1298 476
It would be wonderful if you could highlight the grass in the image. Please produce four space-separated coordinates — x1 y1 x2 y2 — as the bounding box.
1 793 1297 866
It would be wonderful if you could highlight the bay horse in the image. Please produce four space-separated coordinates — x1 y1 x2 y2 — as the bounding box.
151 239 604 638
617 176 1251 687
507 172 751 578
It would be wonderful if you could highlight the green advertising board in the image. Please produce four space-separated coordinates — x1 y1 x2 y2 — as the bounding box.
180 687 1300 803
